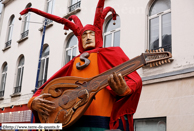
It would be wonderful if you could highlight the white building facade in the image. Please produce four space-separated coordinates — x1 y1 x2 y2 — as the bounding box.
0 0 194 130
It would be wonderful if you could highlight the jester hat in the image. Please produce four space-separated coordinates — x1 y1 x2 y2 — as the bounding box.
20 0 117 53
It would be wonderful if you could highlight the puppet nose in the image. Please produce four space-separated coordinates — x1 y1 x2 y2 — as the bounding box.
86 33 91 39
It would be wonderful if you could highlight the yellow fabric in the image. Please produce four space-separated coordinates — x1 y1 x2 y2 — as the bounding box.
71 53 116 117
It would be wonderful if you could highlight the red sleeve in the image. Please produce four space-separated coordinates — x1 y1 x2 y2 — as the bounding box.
96 47 142 94
94 47 142 131
125 71 142 93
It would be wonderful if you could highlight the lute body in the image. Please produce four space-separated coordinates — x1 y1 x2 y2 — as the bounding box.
38 50 172 128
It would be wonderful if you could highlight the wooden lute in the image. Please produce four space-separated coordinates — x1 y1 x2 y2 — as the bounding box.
38 49 172 128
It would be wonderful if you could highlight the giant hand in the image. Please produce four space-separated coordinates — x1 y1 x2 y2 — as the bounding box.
31 93 56 116
108 72 131 95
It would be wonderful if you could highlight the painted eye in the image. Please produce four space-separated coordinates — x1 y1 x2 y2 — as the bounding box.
90 31 95 36
82 33 87 38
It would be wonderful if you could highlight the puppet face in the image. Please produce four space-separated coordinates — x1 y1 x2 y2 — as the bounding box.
82 30 96 50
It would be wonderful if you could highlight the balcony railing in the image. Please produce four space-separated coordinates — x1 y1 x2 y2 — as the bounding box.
21 30 29 39
38 79 46 88
5 40 12 48
68 1 81 12
13 86 21 94
0 90 4 97
153 44 172 53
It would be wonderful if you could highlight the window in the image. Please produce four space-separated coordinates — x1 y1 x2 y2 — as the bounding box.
104 16 120 47
14 57 24 94
5 15 15 48
46 0 54 14
0 2 3 21
38 46 49 87
134 117 166 131
149 0 171 52
21 3 32 39
45 0 54 25
0 63 7 97
69 0 81 12
65 35 78 64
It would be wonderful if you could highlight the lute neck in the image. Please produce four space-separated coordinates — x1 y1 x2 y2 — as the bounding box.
99 54 146 77
87 54 146 91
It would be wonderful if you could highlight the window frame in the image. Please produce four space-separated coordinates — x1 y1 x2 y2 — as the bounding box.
0 2 3 21
46 0 54 14
23 13 30 32
148 9 171 49
38 46 50 88
20 3 32 40
66 45 78 60
5 15 15 48
103 28 121 47
134 117 166 131
43 0 54 26
103 15 121 47
40 55 49 80
148 0 171 52
0 64 7 97
13 57 24 94
65 35 78 64
21 13 30 39
7 16 14 41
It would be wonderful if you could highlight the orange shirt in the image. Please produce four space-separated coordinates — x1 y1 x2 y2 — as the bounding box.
71 53 116 117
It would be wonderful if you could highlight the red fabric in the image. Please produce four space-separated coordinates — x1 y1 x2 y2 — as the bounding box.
32 47 142 131
100 7 116 30
64 15 83 30
20 0 117 54
93 0 105 29
121 116 127 131
20 8 80 36
102 7 117 20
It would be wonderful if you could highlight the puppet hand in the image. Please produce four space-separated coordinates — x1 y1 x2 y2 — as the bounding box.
31 93 56 116
108 72 131 95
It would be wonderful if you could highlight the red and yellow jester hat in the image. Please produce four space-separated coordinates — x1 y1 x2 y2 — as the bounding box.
20 0 117 53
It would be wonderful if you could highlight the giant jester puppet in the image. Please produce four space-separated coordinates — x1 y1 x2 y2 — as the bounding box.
20 0 142 131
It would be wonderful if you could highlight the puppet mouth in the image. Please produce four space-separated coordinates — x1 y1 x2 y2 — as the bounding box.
86 41 93 44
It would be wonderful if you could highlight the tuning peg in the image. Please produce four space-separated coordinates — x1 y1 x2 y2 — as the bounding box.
161 48 164 52
161 60 164 64
153 50 158 59
155 50 159 59
164 59 167 63
150 63 153 67
155 62 158 66
158 61 162 65
149 50 154 62
152 63 155 67
146 49 149 53
167 59 171 63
